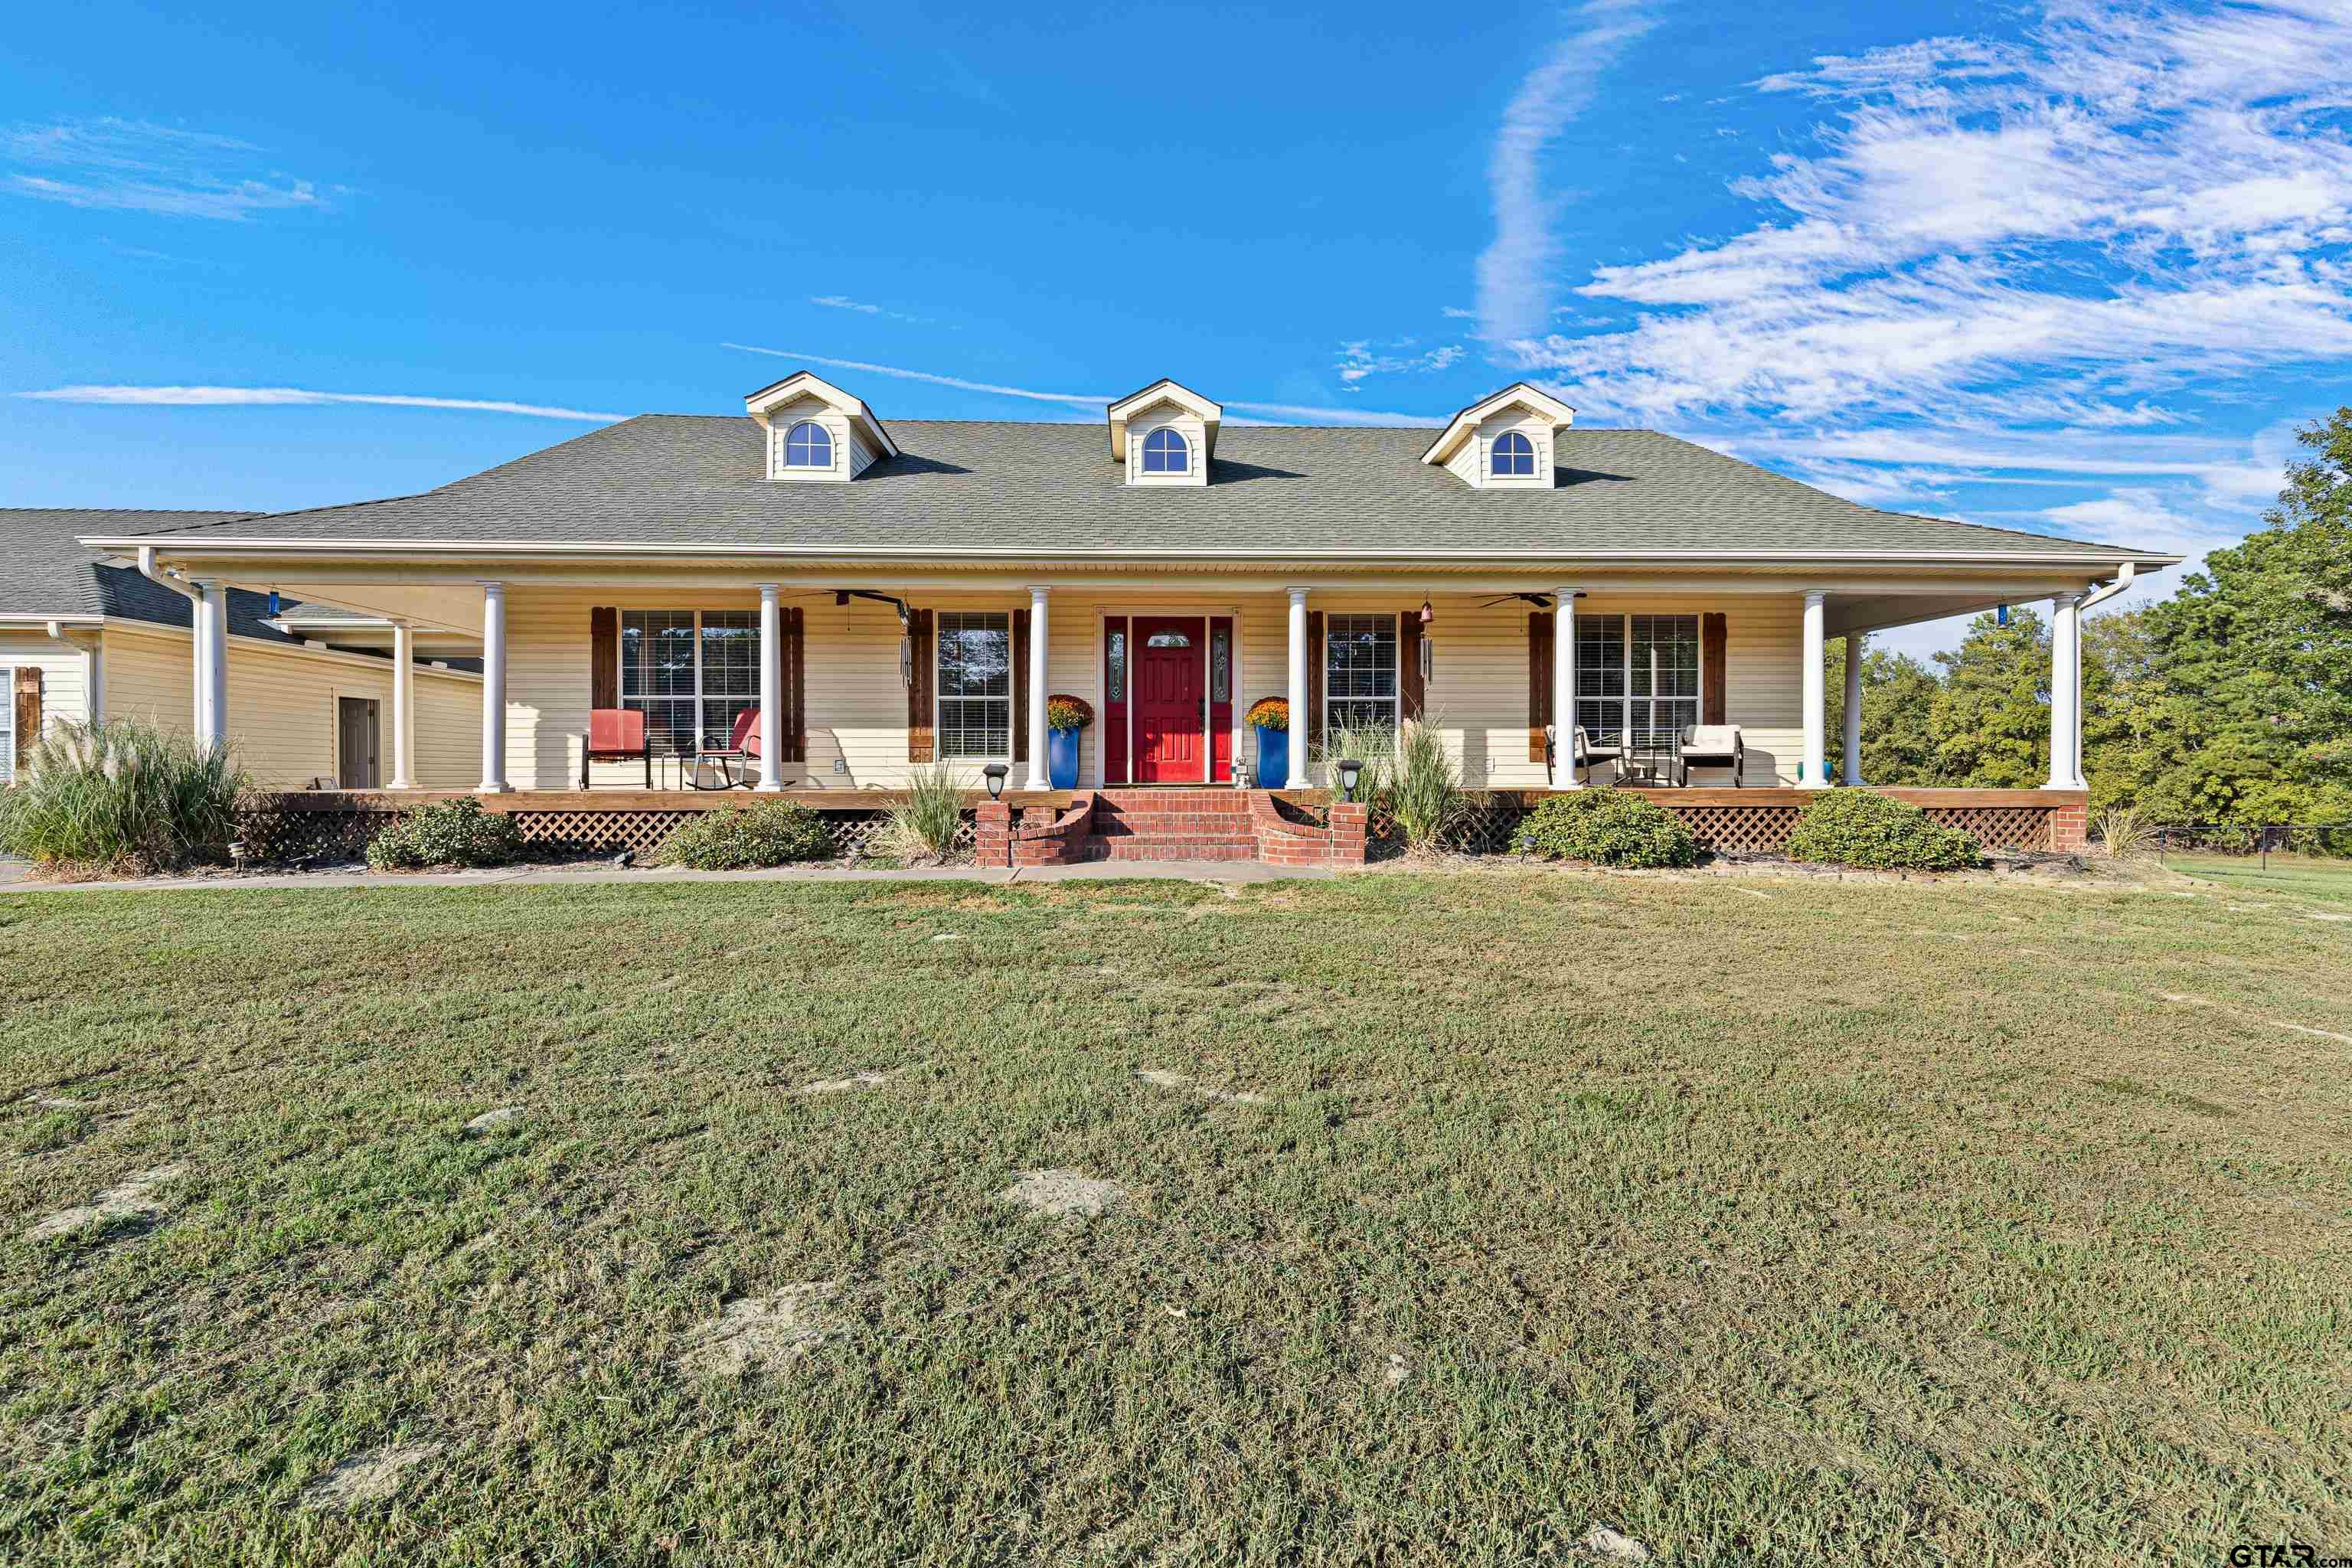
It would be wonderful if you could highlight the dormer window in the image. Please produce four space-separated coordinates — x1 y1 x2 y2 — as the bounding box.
1141 427 1190 474
1420 382 1577 490
1107 378 1221 488
783 420 834 469
743 370 898 483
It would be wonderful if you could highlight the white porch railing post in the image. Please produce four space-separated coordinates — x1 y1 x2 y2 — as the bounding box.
1842 630 1864 787
1553 586 1581 788
1285 587 1308 787
191 579 227 750
389 622 417 789
2046 590 2085 791
1025 585 1050 791
756 583 786 792
1799 590 1828 789
477 581 511 793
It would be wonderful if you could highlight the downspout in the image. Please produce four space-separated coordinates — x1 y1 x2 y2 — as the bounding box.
2063 563 2135 794
44 620 105 725
135 547 213 740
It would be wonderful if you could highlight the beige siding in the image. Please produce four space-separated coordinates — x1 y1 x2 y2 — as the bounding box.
101 626 481 789
505 583 1808 791
1 631 92 778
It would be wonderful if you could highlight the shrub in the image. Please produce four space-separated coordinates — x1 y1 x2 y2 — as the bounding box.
1244 697 1289 730
1515 789 1697 868
879 761 965 862
364 799 527 871
1045 694 1093 731
0 719 247 875
655 800 832 868
1785 791 1979 871
1389 717 1461 851
1317 719 1395 802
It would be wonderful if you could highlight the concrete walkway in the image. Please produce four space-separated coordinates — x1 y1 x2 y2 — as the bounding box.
0 857 1330 894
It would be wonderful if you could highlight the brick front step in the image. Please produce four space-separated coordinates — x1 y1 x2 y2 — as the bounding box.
1083 835 1257 861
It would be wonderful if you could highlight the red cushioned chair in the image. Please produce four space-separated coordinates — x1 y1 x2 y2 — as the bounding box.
691 707 763 791
581 707 652 789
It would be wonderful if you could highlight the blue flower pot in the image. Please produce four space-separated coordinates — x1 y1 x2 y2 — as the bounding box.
1253 724 1289 790
1047 727 1081 790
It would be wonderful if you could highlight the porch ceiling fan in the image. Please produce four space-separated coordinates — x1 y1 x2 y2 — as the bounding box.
829 589 912 631
1476 592 1554 609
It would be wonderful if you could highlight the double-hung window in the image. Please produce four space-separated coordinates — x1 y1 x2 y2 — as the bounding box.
1572 613 1701 745
1324 613 1398 737
619 610 760 755
936 611 1012 758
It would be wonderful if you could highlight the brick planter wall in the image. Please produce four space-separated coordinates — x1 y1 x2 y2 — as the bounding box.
977 793 1096 869
1249 792 1369 869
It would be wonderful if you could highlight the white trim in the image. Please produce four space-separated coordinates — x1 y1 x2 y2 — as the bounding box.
79 536 2182 569
0 658 16 783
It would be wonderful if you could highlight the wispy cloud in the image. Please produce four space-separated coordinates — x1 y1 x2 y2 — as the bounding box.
724 344 1440 424
1474 0 1660 343
811 293 926 323
2 118 328 220
16 385 625 421
1334 339 1465 386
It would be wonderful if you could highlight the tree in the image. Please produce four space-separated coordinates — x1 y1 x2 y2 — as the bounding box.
1930 609 2050 788
2138 407 2352 824
1822 635 1945 785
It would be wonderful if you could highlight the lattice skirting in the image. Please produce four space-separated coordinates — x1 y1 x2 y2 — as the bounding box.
237 805 977 863
1375 799 2058 857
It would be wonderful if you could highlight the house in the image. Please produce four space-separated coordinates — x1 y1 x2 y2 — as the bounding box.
74 377 2178 859
0 509 483 789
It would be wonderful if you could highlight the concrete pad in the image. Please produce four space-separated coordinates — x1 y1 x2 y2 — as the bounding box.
998 1169 1126 1218
300 1443 440 1510
680 1283 841 1374
28 1163 187 1240
797 1070 894 1095
1135 1069 1270 1106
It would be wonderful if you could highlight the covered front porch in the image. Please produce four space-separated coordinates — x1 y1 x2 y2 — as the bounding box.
240 782 2089 867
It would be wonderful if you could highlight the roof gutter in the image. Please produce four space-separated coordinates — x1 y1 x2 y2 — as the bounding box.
134 544 205 606
83 537 2184 570
2078 560 2137 612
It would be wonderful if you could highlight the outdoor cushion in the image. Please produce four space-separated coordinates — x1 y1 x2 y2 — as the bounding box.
1683 725 1741 755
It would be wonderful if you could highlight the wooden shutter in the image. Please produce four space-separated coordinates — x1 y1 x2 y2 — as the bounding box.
907 608 934 762
1398 612 1424 722
786 605 807 763
13 666 41 764
1011 608 1030 763
1701 612 1726 727
1527 610 1553 762
1305 610 1325 746
590 606 619 710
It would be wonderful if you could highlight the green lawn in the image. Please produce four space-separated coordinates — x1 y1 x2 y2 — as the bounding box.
2 868 2348 1565
2164 851 2352 905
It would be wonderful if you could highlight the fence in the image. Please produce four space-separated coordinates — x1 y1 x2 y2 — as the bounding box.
2148 823 2351 867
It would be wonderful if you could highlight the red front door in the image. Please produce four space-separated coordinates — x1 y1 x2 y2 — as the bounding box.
1133 616 1204 782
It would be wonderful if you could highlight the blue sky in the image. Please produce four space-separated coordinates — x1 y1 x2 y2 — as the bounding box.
5 0 2349 656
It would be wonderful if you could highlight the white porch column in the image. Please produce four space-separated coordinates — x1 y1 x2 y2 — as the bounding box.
1553 586 1582 787
1024 585 1050 791
477 581 511 793
192 579 227 750
1285 586 1309 786
1799 590 1828 789
2047 590 2085 791
389 622 417 789
756 583 786 792
1841 632 1864 787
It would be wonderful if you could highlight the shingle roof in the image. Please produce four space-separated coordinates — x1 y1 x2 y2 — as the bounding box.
101 418 2168 560
0 509 292 638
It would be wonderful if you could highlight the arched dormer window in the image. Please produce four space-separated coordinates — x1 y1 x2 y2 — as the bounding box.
783 420 833 469
1491 430 1536 477
1141 426 1190 474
